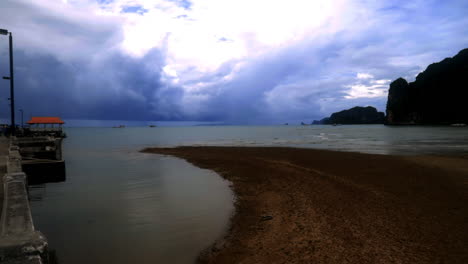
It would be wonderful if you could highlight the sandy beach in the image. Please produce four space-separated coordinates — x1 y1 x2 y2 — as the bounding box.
142 147 468 264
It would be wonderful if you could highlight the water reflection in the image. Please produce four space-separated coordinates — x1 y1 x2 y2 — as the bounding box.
28 184 48 202
29 148 234 264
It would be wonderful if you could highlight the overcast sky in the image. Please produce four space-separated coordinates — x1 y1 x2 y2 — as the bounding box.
0 0 467 123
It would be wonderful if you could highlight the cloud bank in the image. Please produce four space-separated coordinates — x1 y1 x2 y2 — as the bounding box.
0 0 467 123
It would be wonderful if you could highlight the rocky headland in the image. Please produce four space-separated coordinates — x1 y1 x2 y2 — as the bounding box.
313 106 385 125
386 48 468 125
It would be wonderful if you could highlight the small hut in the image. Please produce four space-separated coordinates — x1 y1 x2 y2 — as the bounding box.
27 117 65 137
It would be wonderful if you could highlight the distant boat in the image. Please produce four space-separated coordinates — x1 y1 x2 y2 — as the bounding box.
112 125 125 128
149 125 156 127
451 123 466 127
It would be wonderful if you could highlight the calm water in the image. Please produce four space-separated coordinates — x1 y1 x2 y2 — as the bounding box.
29 125 468 264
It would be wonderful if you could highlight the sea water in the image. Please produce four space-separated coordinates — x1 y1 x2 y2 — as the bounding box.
29 125 468 264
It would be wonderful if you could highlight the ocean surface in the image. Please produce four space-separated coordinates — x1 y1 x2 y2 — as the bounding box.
29 125 468 264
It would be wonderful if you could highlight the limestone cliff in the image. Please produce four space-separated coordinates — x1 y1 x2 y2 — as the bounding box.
386 48 468 125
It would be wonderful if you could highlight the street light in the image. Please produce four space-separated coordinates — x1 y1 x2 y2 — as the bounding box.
0 28 15 136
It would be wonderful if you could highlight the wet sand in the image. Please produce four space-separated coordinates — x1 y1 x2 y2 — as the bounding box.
142 147 468 264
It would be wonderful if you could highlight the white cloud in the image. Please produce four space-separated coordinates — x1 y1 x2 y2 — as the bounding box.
345 84 388 99
102 0 358 87
371 79 391 85
357 73 374 79
345 73 391 99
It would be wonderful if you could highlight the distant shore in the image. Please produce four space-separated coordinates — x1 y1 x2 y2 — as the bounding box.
142 147 468 264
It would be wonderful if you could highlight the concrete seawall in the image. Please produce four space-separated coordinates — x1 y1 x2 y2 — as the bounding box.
0 138 49 264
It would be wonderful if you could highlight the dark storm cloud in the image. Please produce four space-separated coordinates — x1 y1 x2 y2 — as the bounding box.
205 50 323 122
7 48 186 121
184 39 398 122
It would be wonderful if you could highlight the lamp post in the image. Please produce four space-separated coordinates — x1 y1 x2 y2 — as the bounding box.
0 28 15 136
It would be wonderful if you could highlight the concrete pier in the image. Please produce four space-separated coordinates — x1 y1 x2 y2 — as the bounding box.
16 137 66 184
14 137 63 161
0 137 49 264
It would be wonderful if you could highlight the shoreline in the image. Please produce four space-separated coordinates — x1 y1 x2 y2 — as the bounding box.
142 146 468 264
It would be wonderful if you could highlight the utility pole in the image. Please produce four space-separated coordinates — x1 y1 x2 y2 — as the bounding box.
9 32 15 135
0 29 15 135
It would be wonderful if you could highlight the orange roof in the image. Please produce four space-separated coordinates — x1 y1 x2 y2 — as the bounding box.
27 117 65 124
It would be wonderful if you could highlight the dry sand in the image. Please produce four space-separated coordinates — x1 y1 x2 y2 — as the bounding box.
142 147 468 264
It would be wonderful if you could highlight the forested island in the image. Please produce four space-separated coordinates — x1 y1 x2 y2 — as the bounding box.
313 106 385 125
